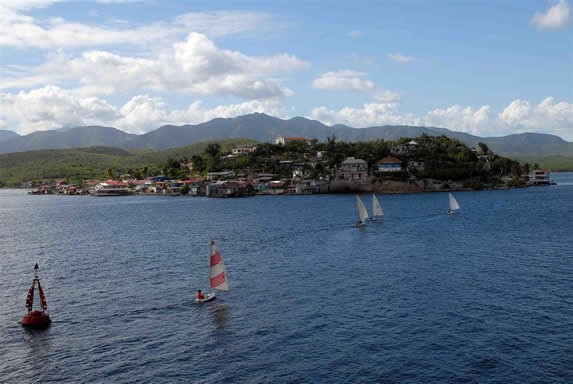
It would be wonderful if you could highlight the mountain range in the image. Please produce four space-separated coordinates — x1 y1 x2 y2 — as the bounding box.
1 113 571 158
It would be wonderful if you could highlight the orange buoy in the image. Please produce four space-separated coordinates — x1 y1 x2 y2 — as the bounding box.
22 263 51 328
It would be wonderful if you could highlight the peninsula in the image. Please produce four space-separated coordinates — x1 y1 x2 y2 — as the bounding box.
16 135 552 197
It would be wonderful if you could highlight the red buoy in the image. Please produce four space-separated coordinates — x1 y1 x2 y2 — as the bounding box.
22 263 51 329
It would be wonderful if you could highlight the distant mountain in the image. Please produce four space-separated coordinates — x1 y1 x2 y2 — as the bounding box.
0 114 571 158
0 126 140 153
0 130 20 143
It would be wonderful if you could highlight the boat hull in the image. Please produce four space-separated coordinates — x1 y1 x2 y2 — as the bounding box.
22 311 51 328
195 292 216 303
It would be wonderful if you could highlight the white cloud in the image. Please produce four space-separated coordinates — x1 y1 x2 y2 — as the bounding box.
310 97 573 140
0 86 287 134
2 33 308 100
312 70 375 92
0 86 120 134
388 53 416 63
532 0 570 29
0 6 278 48
2 85 571 140
312 70 400 105
499 97 573 138
310 103 415 128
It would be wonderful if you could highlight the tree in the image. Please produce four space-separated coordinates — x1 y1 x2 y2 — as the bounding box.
477 142 489 154
104 167 114 179
205 143 221 158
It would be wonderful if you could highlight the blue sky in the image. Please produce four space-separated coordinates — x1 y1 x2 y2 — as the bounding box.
0 0 571 140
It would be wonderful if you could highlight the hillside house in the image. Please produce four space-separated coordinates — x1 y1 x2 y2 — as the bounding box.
275 136 314 145
339 157 368 182
232 146 257 155
408 160 425 172
377 156 402 172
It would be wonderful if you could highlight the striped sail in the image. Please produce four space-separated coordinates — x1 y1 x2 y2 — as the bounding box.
372 193 384 217
209 240 229 291
356 195 369 223
449 193 461 211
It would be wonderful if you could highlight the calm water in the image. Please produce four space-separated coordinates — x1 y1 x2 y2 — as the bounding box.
1 174 572 383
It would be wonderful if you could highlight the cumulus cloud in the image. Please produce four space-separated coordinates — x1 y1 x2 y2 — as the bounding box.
388 53 416 63
310 97 573 140
499 97 573 138
0 86 120 134
2 85 571 140
312 70 400 103
310 103 416 128
423 105 492 135
532 0 570 29
2 33 308 100
313 70 375 92
0 86 287 134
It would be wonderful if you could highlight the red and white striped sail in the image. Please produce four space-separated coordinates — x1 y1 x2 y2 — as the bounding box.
209 240 229 291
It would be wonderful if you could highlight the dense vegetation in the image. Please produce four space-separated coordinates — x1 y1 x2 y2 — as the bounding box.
0 139 255 187
0 134 536 188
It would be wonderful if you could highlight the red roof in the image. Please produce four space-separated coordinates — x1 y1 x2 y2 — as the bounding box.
379 156 401 164
285 137 309 141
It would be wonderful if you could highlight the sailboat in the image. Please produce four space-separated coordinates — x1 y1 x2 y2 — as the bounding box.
370 193 384 221
22 263 51 328
448 192 461 215
355 195 369 227
196 240 230 303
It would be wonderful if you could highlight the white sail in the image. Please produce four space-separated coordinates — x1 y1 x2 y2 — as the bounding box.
448 193 461 211
209 240 229 291
356 195 369 224
372 193 384 217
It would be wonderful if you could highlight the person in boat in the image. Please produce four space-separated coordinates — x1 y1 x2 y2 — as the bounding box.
447 209 453 214
197 289 204 300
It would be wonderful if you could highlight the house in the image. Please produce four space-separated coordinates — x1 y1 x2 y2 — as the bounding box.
232 146 257 155
377 156 402 172
408 160 425 172
339 157 368 182
263 180 288 195
275 136 314 145
206 171 235 181
528 169 551 185
391 140 417 156
207 180 254 197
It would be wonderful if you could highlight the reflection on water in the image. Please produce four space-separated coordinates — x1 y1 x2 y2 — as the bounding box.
23 327 53 381
209 302 229 329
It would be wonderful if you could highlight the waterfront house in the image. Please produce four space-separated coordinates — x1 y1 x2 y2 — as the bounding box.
528 169 551 185
207 180 254 197
207 171 235 181
339 157 368 182
264 180 288 195
377 156 402 172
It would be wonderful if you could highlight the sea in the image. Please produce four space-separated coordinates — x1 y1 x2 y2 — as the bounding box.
0 173 572 383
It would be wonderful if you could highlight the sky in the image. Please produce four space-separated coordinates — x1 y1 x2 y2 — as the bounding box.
0 0 572 140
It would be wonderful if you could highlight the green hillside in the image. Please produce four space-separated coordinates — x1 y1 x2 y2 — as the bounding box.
0 139 256 187
513 155 573 172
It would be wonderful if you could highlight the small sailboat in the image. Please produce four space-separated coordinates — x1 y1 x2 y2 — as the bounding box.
196 240 230 304
355 195 369 227
448 192 461 215
22 263 51 328
370 193 384 221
